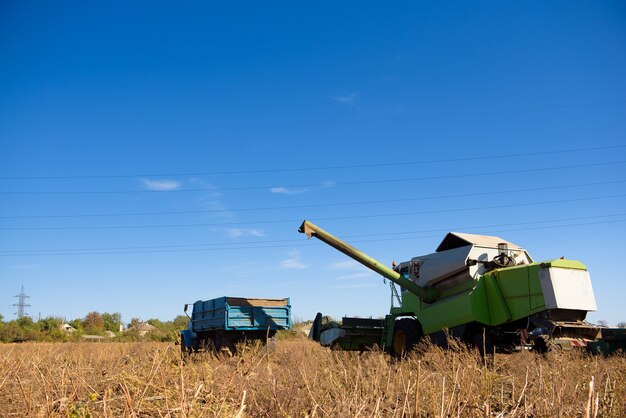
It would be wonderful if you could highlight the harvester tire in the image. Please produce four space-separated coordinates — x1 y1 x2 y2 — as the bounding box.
533 334 559 353
392 318 422 357
472 328 494 358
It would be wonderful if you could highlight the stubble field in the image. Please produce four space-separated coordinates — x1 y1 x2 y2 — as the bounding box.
0 338 624 417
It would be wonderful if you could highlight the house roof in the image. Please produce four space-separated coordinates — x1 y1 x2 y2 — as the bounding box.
60 323 76 332
130 322 156 332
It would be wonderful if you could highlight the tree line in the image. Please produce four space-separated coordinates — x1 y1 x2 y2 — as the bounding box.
0 312 189 343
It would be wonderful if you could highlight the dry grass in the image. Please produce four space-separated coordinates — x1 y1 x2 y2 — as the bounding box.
0 338 624 417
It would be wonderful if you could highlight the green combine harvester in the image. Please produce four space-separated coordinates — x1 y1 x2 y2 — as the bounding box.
299 220 602 354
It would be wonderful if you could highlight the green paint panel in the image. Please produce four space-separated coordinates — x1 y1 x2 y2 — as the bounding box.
468 280 491 325
417 283 489 334
483 273 511 325
400 291 421 315
418 294 476 335
542 259 587 270
493 267 531 321
528 264 546 311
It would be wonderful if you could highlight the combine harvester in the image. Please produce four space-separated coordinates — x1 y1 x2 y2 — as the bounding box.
299 220 604 355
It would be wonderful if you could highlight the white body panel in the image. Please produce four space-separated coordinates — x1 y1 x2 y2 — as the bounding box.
539 268 597 311
408 244 533 288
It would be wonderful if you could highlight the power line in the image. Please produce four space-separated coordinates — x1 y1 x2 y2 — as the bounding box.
1 160 624 195
1 99 623 135
2 212 624 254
2 179 623 219
0 144 624 180
2 193 625 231
1 218 625 257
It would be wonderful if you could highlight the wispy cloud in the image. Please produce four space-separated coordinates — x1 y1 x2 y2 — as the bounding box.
332 92 358 104
270 181 334 195
279 250 309 270
270 187 308 195
188 178 236 220
141 179 182 191
226 228 265 238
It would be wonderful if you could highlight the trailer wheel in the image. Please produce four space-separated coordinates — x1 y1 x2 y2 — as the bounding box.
392 318 422 357
199 337 216 353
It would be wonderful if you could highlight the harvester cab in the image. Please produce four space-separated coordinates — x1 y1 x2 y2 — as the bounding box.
393 231 534 295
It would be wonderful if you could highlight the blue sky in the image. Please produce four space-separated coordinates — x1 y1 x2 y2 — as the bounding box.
1 2 625 326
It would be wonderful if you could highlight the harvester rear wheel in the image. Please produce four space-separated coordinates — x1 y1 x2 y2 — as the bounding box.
472 328 494 358
392 318 422 357
533 334 560 353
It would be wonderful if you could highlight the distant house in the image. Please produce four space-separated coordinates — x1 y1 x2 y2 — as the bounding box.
60 323 76 333
127 322 156 336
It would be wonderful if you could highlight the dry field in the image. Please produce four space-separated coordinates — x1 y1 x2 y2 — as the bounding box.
0 337 624 417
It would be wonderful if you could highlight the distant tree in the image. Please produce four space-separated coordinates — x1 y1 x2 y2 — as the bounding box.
0 314 4 323
597 319 609 327
17 315 36 329
83 311 105 333
617 321 626 329
142 316 189 342
128 317 142 329
172 315 189 330
147 318 164 329
0 322 19 342
1 316 40 342
38 316 62 332
67 318 84 331
102 312 122 332
37 317 69 341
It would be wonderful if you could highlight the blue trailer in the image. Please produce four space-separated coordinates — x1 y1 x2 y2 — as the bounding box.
180 296 291 352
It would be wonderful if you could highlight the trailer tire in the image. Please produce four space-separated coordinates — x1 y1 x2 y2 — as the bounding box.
199 336 216 353
392 318 422 357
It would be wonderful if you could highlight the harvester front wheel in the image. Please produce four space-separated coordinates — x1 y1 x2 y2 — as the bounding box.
392 318 421 357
